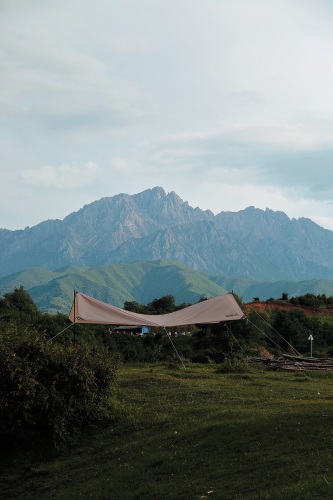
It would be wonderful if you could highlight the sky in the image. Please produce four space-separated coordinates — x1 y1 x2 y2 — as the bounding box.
2 0 333 231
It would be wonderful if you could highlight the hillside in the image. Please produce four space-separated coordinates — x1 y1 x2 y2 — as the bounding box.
2 260 333 314
245 300 333 317
1 187 333 282
208 275 333 303
0 261 226 314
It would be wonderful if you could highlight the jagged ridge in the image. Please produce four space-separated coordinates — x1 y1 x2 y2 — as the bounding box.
1 187 333 282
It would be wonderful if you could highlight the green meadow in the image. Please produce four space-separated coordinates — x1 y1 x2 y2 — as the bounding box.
2 362 333 499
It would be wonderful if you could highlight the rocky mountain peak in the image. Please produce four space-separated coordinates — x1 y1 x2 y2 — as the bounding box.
1 187 333 281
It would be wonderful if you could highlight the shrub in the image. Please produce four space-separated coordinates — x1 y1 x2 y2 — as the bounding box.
0 323 118 448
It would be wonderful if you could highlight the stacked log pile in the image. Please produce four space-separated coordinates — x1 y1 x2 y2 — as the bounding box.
248 354 333 371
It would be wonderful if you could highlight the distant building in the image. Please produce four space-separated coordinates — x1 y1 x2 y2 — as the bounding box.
111 325 149 336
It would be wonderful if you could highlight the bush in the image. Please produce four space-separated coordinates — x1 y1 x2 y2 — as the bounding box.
0 323 118 448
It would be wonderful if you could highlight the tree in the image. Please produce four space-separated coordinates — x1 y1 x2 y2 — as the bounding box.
123 301 149 314
148 295 176 314
0 286 40 324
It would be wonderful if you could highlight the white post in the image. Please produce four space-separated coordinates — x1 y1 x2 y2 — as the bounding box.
308 334 314 358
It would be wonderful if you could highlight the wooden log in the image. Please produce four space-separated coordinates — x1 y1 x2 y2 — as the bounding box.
248 356 333 371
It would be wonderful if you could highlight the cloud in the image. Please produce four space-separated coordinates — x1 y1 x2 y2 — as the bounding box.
0 6 152 139
110 157 142 172
1 42 148 136
311 216 333 231
2 0 333 232
145 125 333 207
19 162 101 189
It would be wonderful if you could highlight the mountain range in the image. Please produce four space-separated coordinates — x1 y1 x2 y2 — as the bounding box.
1 186 333 313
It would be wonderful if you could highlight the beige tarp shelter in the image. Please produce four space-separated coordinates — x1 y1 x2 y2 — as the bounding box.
69 292 246 327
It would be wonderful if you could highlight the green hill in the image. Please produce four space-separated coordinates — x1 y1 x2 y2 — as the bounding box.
2 260 333 314
0 260 227 314
209 275 333 302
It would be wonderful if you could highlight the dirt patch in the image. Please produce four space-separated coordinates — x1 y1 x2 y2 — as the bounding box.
245 301 333 316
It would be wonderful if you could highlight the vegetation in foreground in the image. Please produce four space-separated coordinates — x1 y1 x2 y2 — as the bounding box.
1 363 333 499
2 287 333 498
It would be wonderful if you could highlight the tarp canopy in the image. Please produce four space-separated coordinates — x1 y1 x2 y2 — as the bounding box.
69 292 246 327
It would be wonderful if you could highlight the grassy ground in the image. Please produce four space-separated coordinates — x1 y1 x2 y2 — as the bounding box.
1 362 333 499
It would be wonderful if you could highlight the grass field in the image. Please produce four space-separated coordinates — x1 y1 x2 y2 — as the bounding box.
1 362 333 499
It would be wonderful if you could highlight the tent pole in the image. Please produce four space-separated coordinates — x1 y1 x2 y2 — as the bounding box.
73 289 77 344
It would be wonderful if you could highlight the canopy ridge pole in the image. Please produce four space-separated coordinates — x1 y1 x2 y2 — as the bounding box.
164 327 186 369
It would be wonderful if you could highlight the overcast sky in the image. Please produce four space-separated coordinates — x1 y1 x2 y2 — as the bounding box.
2 0 333 231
